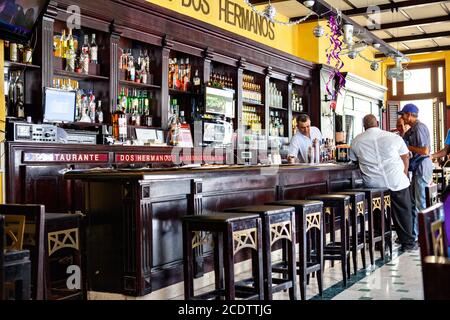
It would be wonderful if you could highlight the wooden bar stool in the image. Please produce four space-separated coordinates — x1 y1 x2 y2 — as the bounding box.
182 212 264 300
44 213 84 300
224 205 297 300
1 215 31 300
348 189 388 265
306 194 351 286
381 189 393 260
267 200 323 300
334 191 367 274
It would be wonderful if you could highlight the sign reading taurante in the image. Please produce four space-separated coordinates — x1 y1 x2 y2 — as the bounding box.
163 0 276 40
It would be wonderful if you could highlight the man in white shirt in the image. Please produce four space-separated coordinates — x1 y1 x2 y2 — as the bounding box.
350 114 416 251
288 114 323 163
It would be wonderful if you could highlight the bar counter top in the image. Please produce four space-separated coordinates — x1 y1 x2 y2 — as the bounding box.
64 162 358 180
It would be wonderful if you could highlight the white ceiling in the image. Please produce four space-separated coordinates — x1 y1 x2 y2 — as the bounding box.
265 0 450 55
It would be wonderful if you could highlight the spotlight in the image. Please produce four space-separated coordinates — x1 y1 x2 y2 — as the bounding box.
303 1 315 8
370 61 380 71
373 43 381 49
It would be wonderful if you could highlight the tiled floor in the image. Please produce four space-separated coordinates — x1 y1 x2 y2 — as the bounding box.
89 239 424 300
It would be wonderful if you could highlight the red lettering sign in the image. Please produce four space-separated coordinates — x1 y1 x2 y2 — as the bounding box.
115 153 176 163
23 153 109 163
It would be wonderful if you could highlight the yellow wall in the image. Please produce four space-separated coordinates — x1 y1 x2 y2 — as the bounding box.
146 0 297 55
382 51 450 104
146 2 385 85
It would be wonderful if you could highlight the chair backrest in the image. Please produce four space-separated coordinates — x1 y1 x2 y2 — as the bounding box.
418 203 449 262
425 184 439 208
0 215 4 300
4 215 26 251
422 256 450 300
0 205 45 300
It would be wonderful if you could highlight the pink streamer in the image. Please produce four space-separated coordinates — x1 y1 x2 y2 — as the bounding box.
325 15 346 102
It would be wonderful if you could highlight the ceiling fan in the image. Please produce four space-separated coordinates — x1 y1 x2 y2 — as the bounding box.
339 23 368 59
385 56 412 81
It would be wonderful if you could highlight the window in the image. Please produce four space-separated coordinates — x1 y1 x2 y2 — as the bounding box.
438 66 444 93
392 78 397 96
404 68 431 95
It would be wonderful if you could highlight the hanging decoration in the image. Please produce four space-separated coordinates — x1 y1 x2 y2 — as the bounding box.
325 14 346 105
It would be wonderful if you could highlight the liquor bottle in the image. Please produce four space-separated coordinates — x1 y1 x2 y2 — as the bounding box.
179 110 186 124
60 29 67 59
90 34 98 64
65 31 76 72
128 56 135 82
172 58 178 90
80 35 90 74
10 42 18 62
96 100 103 123
193 69 201 94
113 103 127 143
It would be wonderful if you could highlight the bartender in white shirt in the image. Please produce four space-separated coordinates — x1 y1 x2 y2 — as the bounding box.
287 114 323 163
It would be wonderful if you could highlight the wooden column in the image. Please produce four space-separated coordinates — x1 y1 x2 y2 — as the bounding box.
264 66 272 142
202 47 214 85
109 21 122 115
161 35 173 130
288 73 295 141
236 58 246 152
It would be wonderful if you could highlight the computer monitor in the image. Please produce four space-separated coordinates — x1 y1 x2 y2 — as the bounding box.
0 0 50 44
43 87 76 123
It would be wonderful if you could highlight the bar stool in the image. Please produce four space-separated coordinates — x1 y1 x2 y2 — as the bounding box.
267 200 323 300
333 191 367 274
182 212 264 300
382 189 393 260
348 189 390 265
306 194 351 286
223 205 296 300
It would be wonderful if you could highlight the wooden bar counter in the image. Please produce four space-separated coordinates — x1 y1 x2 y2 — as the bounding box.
64 163 361 296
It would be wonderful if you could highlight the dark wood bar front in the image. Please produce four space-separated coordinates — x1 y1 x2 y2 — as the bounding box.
65 164 360 296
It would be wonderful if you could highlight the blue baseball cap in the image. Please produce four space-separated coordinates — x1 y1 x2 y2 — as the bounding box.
398 103 419 115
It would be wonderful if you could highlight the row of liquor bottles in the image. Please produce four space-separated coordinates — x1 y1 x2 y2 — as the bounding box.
242 74 262 105
168 57 201 92
53 28 99 74
307 139 337 163
269 111 285 137
120 48 153 84
53 78 103 123
117 87 154 126
3 41 33 64
208 71 234 90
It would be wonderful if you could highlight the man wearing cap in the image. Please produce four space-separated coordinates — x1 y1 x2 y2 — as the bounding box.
400 103 433 241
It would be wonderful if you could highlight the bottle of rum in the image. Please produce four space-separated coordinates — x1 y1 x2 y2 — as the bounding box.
96 100 103 123
193 69 201 94
90 34 98 64
80 35 90 74
65 31 76 72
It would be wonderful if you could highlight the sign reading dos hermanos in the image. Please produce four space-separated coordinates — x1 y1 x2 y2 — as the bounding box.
157 0 276 40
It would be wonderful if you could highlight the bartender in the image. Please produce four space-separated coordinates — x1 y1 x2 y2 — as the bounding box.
287 114 323 163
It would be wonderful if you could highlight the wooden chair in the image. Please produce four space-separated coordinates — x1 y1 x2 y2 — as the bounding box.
0 205 45 300
418 203 448 261
425 184 439 208
4 215 26 251
418 203 450 300
1 215 32 300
